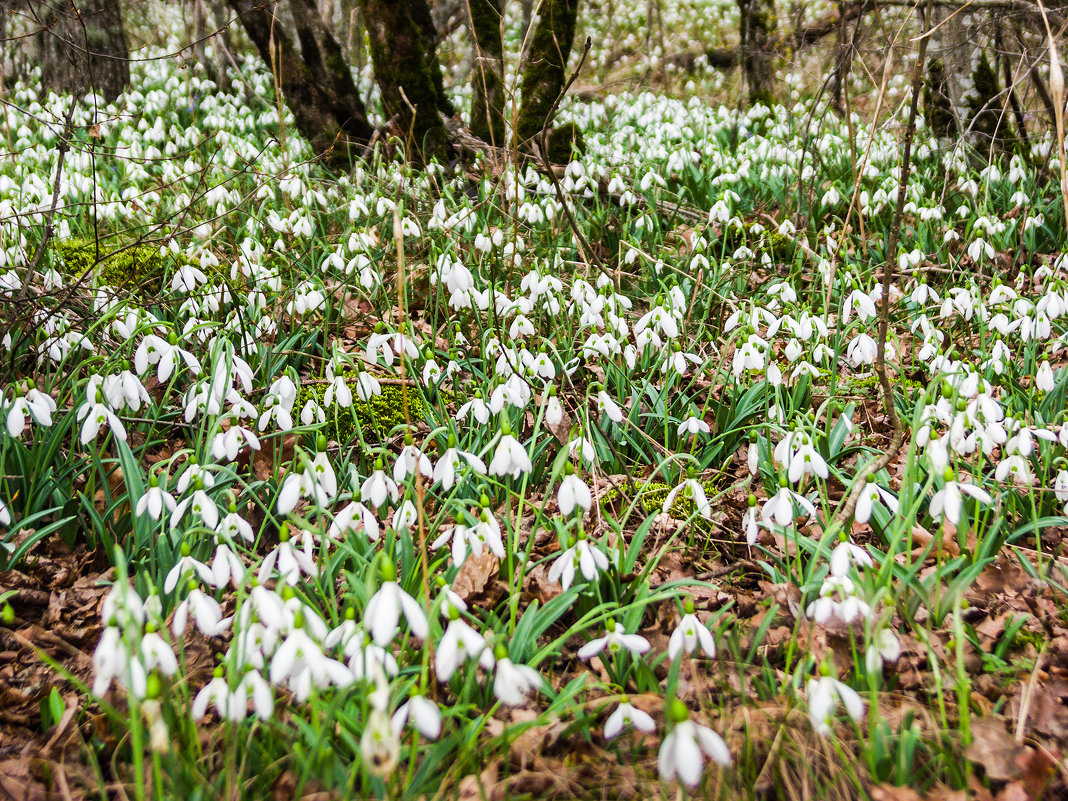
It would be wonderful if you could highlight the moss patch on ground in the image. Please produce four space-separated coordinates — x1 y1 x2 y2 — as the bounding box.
301 377 430 447
55 237 170 294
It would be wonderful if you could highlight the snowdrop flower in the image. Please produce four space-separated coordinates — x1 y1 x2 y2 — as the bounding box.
392 694 441 740
1054 469 1068 507
135 474 176 521
786 438 828 484
435 604 494 681
391 500 418 533
807 667 864 735
667 599 716 659
456 393 491 425
846 333 878 366
347 632 401 680
544 389 564 426
355 371 381 402
4 383 55 436
258 525 318 584
77 395 127 444
661 473 712 519
211 423 260 462
603 697 656 739
101 581 145 630
806 574 871 624
596 388 624 423
230 668 274 721
843 288 877 323
659 699 731 786
488 422 531 478
365 561 428 647
216 501 255 543
361 459 400 508
929 469 993 525
329 500 379 541
92 626 146 698
135 333 201 383
172 582 231 637
164 544 215 592
0 498 9 527
557 462 592 516
577 619 650 660
830 537 873 576
548 531 609 590
491 643 543 706
269 624 353 701
967 237 994 262
864 627 902 673
742 496 759 544
362 667 400 777
854 479 899 524
761 480 817 527
994 448 1033 487
210 539 245 589
568 435 597 463
139 627 178 676
193 667 230 720
433 436 487 490
170 485 220 531
393 437 433 484
1036 361 1054 393
678 415 710 437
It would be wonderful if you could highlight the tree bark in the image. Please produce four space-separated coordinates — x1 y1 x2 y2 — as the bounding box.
468 0 505 145
32 0 130 102
515 0 580 143
358 0 449 162
289 0 374 137
737 0 775 106
226 0 373 166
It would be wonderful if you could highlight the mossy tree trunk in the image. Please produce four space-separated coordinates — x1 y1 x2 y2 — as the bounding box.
408 0 456 117
468 0 505 145
290 0 374 138
358 0 450 162
226 0 374 166
967 50 1012 157
515 0 580 143
32 0 130 102
736 0 776 106
924 58 957 140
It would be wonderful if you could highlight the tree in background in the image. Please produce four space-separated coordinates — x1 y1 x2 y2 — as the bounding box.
30 0 130 102
736 0 775 106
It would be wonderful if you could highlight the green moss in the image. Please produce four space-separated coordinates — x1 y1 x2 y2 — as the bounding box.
545 122 586 163
600 477 719 519
301 377 429 447
847 373 924 396
55 237 168 293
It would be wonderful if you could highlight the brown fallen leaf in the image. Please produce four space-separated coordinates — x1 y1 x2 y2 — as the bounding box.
964 717 1026 782
452 552 499 602
872 785 922 801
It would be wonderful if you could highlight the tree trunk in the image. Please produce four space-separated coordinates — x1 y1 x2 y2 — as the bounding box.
409 0 455 117
737 0 775 106
32 0 130 102
358 0 449 162
468 0 505 145
226 0 373 166
289 0 374 138
515 0 580 143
